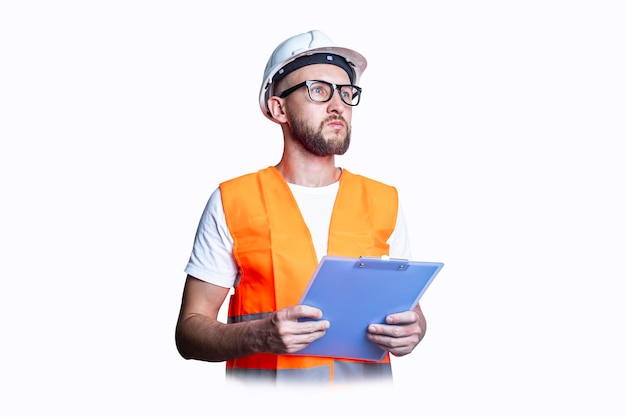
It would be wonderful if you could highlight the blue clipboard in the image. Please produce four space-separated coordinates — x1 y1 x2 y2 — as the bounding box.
291 255 444 361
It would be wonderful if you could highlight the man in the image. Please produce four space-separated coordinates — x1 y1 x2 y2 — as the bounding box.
175 30 426 384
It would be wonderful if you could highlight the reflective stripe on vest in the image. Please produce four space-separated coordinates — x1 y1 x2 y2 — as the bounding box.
220 166 398 382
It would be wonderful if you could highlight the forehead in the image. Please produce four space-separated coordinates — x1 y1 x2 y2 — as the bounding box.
283 63 352 86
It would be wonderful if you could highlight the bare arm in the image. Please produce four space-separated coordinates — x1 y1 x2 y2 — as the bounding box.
175 275 330 362
366 303 427 357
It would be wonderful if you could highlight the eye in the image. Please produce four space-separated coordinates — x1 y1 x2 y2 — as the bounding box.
309 82 331 99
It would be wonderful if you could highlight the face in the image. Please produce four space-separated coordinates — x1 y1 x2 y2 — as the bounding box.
277 64 353 157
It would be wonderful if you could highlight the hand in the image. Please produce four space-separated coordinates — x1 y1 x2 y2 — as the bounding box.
366 310 425 357
265 305 330 354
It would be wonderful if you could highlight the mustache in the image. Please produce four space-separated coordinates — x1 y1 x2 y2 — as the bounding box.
323 115 348 124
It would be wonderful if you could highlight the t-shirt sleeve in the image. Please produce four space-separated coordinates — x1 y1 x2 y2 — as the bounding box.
184 187 240 288
387 200 413 260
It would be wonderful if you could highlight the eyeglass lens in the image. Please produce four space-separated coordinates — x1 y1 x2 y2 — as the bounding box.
307 81 360 106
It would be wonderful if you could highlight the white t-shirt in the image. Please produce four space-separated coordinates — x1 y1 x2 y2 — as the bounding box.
184 180 412 288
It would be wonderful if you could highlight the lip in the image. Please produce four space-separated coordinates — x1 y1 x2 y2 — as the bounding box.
326 120 345 129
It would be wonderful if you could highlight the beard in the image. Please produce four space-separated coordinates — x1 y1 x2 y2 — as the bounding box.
290 115 351 156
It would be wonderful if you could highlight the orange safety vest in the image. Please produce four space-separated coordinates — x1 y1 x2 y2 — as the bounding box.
220 166 398 383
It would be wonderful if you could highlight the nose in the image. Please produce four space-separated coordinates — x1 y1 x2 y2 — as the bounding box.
327 87 347 114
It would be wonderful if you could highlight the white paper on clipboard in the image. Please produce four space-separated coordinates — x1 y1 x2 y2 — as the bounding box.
290 255 444 361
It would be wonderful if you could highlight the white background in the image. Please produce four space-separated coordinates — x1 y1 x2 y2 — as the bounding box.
1 1 624 415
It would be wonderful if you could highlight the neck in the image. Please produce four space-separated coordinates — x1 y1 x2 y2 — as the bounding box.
275 156 342 187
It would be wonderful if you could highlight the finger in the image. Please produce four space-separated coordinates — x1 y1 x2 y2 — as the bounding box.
285 328 329 353
368 323 400 337
292 304 324 320
273 310 329 335
273 306 306 323
367 331 416 352
385 310 418 325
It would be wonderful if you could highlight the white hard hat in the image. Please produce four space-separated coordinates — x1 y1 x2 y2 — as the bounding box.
259 30 367 120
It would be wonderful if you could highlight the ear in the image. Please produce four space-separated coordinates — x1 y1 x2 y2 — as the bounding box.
267 97 288 122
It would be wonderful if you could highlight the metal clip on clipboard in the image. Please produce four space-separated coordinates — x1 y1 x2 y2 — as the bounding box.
357 255 410 270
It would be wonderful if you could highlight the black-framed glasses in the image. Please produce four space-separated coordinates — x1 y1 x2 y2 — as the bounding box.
278 80 362 106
